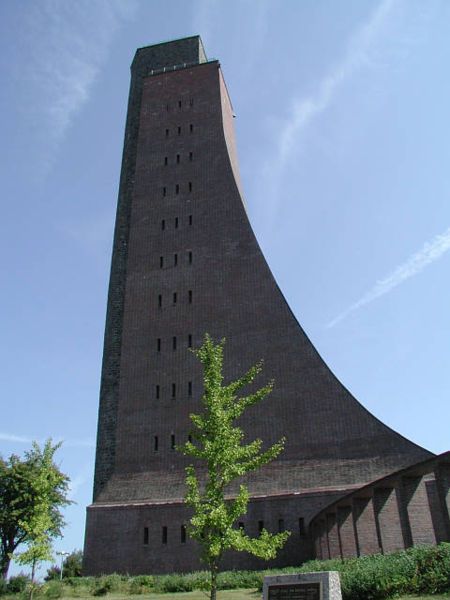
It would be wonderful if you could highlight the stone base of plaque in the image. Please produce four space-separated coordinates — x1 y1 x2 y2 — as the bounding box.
263 571 341 600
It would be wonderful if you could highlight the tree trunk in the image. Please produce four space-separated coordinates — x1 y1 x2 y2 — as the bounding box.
210 562 218 600
0 554 11 580
28 558 37 600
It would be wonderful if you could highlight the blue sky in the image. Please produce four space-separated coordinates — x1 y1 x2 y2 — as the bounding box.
1 0 449 577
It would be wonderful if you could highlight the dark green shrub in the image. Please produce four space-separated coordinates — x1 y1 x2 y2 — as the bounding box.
0 578 8 596
7 574 30 594
42 581 64 599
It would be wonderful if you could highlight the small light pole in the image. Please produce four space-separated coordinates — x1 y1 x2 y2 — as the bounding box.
56 551 69 581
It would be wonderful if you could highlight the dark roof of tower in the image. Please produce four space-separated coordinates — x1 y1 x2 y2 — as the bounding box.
132 35 207 72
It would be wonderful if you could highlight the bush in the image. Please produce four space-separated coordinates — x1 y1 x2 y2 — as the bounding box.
0 579 8 596
42 581 64 599
7 574 30 594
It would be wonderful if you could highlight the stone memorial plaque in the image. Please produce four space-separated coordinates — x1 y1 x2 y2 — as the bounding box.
263 572 341 600
268 581 321 600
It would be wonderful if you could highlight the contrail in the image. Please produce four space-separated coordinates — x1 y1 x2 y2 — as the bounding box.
328 226 450 328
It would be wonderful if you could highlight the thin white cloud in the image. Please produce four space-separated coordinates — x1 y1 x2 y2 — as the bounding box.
15 0 137 177
276 0 395 168
328 226 450 328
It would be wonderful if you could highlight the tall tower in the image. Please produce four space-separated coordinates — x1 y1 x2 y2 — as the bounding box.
83 36 430 574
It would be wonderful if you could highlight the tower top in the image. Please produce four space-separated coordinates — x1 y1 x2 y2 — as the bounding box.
132 35 208 74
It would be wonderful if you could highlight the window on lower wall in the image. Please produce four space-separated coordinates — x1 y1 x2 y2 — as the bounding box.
188 335 192 348
181 525 186 544
278 518 285 533
188 381 192 396
171 434 175 449
156 385 160 399
157 338 161 352
158 294 162 308
238 522 245 531
299 517 305 536
188 290 192 304
143 527 149 545
162 526 167 544
258 520 264 533
154 436 158 451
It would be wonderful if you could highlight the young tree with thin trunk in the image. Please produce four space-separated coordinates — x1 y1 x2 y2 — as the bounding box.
178 335 290 600
0 440 70 582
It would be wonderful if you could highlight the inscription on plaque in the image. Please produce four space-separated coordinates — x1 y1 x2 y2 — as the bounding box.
268 582 321 600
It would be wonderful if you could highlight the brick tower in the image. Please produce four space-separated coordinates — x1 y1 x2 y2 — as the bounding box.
83 36 431 574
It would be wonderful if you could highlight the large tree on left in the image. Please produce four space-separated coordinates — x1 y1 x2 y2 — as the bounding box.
0 440 71 579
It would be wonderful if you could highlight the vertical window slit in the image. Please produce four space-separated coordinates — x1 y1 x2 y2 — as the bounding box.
158 294 162 308
189 151 193 161
175 217 179 229
189 181 192 192
175 184 179 195
165 128 169 137
178 126 181 135
174 253 178 266
173 292 177 304
156 385 160 399
171 434 175 449
258 521 264 533
172 383 176 398
164 156 168 166
162 526 167 544
154 436 158 451
278 519 285 533
143 527 149 545
188 381 192 396
190 124 193 133
188 334 192 348
188 251 192 264
299 518 305 536
157 338 161 352
163 186 166 197
172 336 177 351
181 525 186 543
161 219 165 230
189 215 193 226
160 256 164 269
177 154 180 164
188 290 192 304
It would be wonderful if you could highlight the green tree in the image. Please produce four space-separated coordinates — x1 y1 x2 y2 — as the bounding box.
0 440 71 581
178 335 290 600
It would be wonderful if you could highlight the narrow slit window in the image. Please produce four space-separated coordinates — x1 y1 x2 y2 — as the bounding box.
188 334 192 348
174 253 178 266
163 186 166 197
175 217 179 229
164 156 168 166
157 338 161 352
175 184 179 194
162 526 167 544
188 381 192 396
171 434 175 449
190 124 193 133
258 520 264 533
181 525 186 543
188 251 192 264
154 436 159 451
143 527 149 545
173 292 177 304
188 434 192 443
178 100 182 109
156 385 160 399
189 151 193 161
165 128 169 137
172 336 177 350
172 383 176 398
278 519 285 533
238 522 245 531
177 154 180 164
160 256 164 269
158 294 162 308
178 126 181 135
161 219 165 230
188 181 192 193
188 290 192 304
299 518 305 536
189 214 193 226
